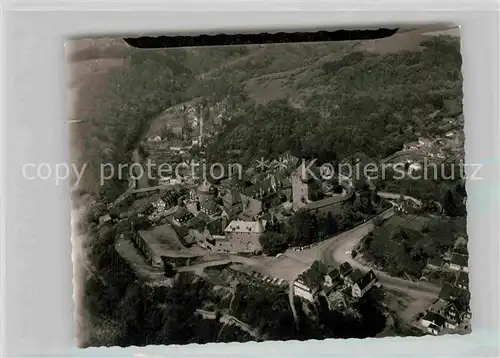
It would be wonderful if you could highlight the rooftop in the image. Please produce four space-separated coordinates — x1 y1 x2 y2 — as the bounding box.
243 177 277 198
439 282 470 302
207 219 224 236
348 268 364 283
188 215 207 232
355 270 377 290
223 189 242 205
339 262 353 276
455 271 469 287
200 197 220 213
327 267 341 280
422 312 446 327
239 194 263 220
450 253 468 267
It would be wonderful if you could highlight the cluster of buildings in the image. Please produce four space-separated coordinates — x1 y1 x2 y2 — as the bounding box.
426 237 469 273
115 147 360 273
383 111 465 177
293 261 380 306
408 109 464 153
145 98 232 151
418 237 470 335
417 271 471 335
401 130 462 163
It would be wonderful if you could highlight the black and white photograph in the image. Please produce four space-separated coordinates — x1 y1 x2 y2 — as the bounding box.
67 25 469 347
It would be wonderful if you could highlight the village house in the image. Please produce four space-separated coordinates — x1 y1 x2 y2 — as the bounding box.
207 219 227 240
196 218 247 253
238 194 263 221
199 197 221 216
439 282 470 302
344 268 364 286
161 190 180 208
188 213 208 232
148 206 167 222
180 226 197 246
222 189 244 219
338 262 354 279
191 218 224 251
152 197 166 211
324 267 342 288
187 188 198 201
351 270 379 298
449 253 468 272
293 262 330 302
243 176 277 201
421 312 447 335
138 202 156 216
172 206 194 226
259 212 277 230
293 279 318 303
442 300 469 329
455 271 469 290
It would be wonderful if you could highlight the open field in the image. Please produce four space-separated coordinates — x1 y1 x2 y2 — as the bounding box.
383 214 431 232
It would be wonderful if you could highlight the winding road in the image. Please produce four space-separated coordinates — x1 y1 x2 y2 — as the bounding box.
318 207 439 297
175 192 437 306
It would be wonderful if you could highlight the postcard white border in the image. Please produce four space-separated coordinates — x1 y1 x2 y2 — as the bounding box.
1 1 499 357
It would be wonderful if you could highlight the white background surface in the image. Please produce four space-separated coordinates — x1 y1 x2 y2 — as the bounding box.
1 1 499 357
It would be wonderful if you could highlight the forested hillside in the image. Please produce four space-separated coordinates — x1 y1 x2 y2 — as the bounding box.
69 33 461 203
206 37 462 166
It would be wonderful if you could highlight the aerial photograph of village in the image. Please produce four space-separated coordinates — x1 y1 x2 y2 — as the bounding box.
67 25 469 347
